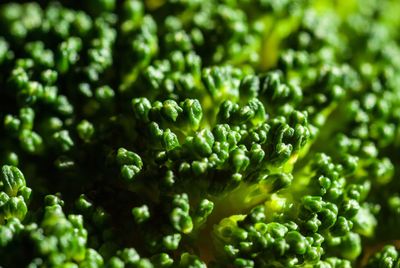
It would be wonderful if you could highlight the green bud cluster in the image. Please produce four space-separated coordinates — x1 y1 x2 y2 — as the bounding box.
0 0 400 267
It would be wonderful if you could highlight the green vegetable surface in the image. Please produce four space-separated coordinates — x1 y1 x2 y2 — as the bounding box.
0 0 400 267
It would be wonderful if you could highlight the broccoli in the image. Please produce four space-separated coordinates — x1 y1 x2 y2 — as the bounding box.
0 0 400 267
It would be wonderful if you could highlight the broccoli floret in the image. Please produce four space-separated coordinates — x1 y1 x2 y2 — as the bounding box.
0 0 400 267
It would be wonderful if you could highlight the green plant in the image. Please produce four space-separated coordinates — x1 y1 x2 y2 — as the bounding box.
0 0 400 267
